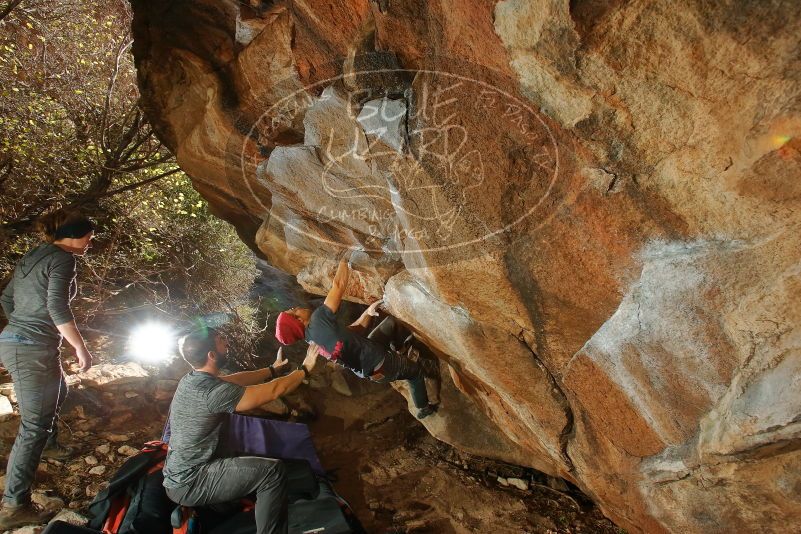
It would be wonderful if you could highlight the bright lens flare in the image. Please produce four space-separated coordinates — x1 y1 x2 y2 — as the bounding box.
772 135 791 149
129 323 176 363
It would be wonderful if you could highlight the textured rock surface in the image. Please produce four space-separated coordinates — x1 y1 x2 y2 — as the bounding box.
79 362 149 389
129 1 801 532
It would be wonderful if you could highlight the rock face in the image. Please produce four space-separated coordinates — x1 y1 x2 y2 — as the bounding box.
78 362 149 389
129 1 801 532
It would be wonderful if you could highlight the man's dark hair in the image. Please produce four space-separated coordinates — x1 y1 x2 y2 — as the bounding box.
178 327 220 368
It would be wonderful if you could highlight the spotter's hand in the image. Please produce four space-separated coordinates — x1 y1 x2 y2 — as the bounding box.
273 347 290 372
303 342 320 372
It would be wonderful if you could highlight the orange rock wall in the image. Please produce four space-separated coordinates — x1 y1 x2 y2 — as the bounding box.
130 1 801 531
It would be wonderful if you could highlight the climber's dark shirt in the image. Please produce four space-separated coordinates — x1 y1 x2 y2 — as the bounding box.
305 304 386 377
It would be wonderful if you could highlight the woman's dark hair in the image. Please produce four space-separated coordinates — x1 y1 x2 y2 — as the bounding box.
178 327 220 368
38 209 95 243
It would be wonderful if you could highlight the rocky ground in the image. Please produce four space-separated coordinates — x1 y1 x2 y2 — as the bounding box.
0 355 177 534
309 374 620 534
0 355 620 534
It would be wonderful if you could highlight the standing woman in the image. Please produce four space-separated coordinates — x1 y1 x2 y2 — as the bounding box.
0 210 95 528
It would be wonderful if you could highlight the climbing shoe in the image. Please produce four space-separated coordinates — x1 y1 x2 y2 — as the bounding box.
416 403 439 420
41 442 76 460
0 503 51 530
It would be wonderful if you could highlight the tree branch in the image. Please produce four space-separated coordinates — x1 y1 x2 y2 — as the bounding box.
0 167 182 237
89 166 182 200
0 0 24 22
100 36 133 153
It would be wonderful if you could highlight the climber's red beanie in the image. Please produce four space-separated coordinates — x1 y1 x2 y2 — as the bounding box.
275 312 305 345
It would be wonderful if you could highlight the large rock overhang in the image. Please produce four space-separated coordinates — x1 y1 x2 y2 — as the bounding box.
130 1 801 532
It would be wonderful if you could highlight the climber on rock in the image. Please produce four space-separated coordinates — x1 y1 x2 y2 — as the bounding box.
274 256 440 419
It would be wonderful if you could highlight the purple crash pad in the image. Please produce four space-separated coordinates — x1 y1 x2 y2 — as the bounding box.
162 414 324 475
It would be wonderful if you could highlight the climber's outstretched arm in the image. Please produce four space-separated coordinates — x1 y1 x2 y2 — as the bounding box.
348 299 382 334
323 259 350 313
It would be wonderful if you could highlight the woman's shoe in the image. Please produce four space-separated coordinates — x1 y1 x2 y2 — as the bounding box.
0 503 51 530
41 442 76 460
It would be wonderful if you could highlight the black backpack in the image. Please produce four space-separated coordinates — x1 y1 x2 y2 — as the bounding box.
86 442 363 534
86 441 174 534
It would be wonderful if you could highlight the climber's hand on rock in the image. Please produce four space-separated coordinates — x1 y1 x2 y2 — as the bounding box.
337 248 353 264
366 299 383 317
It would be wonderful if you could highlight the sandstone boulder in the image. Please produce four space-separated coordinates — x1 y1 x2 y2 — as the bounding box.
8 526 43 534
103 433 130 443
80 363 149 389
117 445 140 457
0 382 16 403
31 491 64 513
48 510 89 527
0 394 13 421
154 379 179 401
257 398 290 417
129 0 801 531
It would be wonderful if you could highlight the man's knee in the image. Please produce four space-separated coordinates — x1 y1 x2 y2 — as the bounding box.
257 460 286 493
269 460 286 483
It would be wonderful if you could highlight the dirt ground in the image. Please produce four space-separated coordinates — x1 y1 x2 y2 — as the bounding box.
307 376 621 534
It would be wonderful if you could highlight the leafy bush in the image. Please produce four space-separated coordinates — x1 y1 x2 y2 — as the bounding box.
0 0 263 363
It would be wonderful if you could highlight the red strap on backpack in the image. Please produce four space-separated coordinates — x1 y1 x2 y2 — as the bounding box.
102 494 131 534
143 440 169 453
101 441 169 533
241 498 255 513
172 507 192 534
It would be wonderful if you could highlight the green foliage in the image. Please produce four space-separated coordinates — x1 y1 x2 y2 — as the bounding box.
81 173 256 313
0 1 153 221
0 0 261 359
